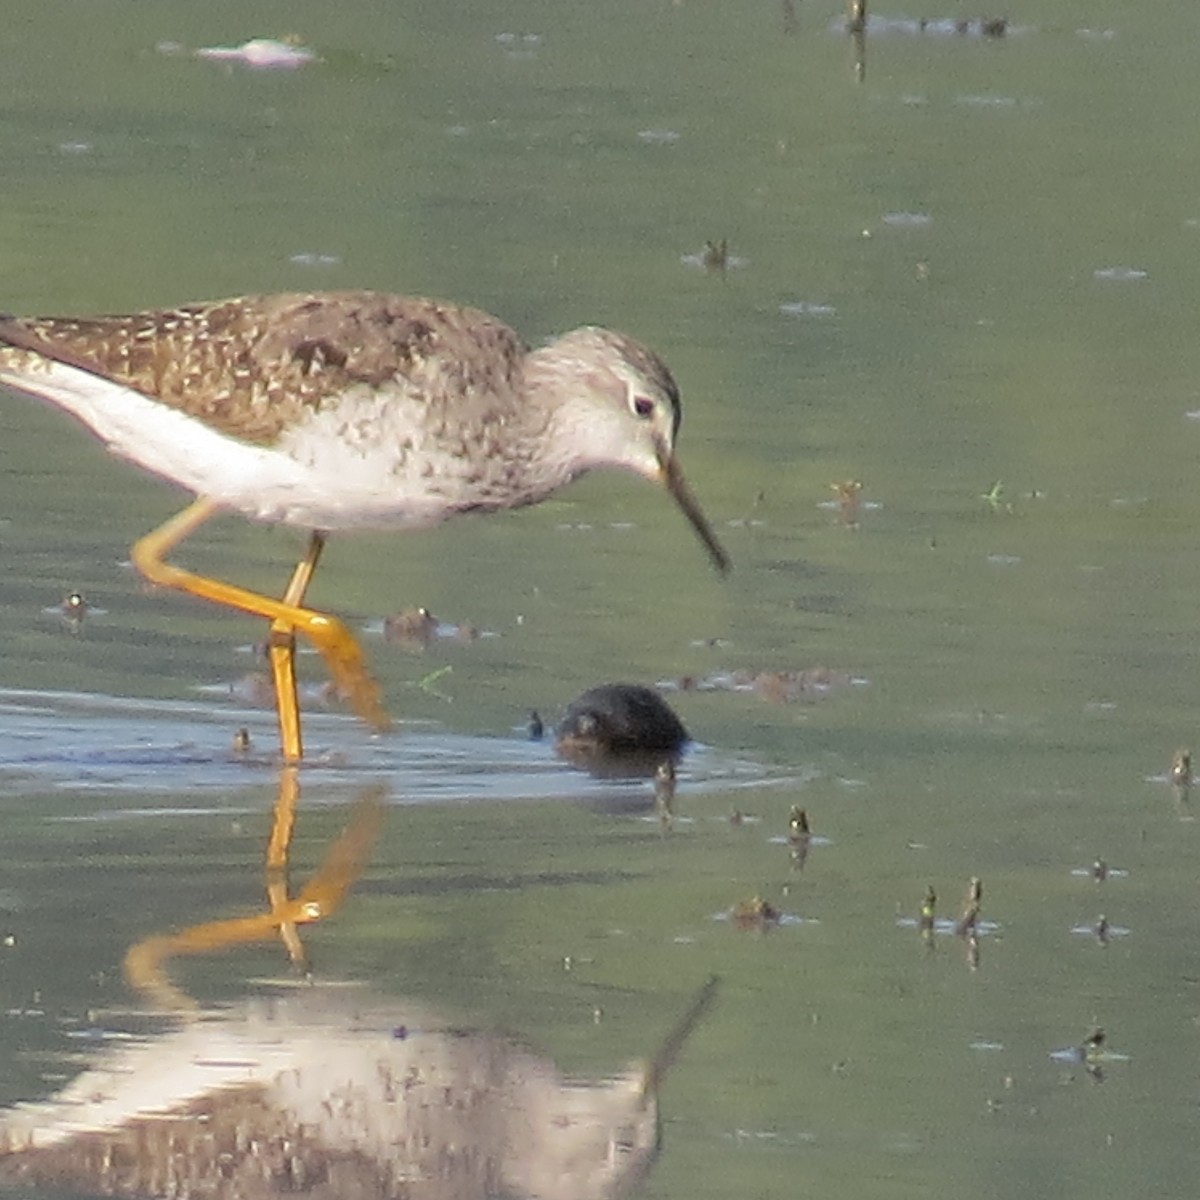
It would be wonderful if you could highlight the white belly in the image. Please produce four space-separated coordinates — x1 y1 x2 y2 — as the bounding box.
0 360 487 531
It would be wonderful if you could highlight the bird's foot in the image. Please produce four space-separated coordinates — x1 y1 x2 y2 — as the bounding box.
302 612 391 731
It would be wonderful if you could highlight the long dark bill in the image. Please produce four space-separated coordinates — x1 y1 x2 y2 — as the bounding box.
660 452 731 575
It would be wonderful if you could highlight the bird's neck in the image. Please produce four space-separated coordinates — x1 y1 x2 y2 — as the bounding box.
520 348 596 484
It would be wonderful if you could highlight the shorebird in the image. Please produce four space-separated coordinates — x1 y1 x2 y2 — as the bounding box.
0 290 729 761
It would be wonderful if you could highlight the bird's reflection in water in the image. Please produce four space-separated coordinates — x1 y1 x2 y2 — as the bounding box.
0 769 716 1200
0 984 718 1200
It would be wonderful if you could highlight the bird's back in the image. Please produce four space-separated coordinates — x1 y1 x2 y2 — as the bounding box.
0 291 532 446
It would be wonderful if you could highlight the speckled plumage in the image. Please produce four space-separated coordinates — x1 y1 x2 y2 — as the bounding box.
0 292 530 445
0 291 693 533
0 289 727 757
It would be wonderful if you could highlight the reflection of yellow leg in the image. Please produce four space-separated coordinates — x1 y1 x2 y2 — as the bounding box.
130 498 390 763
266 767 304 964
124 778 385 1010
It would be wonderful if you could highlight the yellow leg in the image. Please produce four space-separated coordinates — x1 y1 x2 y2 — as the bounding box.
268 533 326 761
130 498 390 763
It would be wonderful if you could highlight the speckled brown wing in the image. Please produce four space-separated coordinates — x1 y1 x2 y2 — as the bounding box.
0 291 530 446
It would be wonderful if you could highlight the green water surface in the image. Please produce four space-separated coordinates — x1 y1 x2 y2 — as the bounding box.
2 2 1200 1198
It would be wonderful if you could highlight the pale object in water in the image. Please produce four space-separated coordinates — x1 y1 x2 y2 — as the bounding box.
194 38 318 69
0 981 714 1200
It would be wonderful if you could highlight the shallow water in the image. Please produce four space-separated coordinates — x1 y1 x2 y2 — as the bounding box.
4 2 1200 1198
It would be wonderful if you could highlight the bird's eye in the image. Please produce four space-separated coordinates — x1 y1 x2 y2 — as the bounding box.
632 394 655 419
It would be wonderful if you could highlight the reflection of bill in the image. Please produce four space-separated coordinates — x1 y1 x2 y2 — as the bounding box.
0 978 716 1200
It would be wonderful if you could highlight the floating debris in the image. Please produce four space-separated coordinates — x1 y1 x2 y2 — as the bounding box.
654 760 677 798
1093 266 1148 282
667 666 860 704
817 482 882 524
787 806 811 871
1050 1025 1127 1079
1070 860 1128 881
383 607 439 649
779 300 837 317
654 760 677 831
980 480 1011 512
44 591 108 626
840 13 1012 37
193 37 318 69
408 665 454 701
1170 748 1191 787
831 479 863 528
753 667 853 703
637 129 681 146
289 252 342 267
495 32 543 58
882 211 933 229
681 239 748 274
730 895 781 931
60 591 88 620
899 882 997 960
754 671 828 704
955 94 1020 109
788 806 810 838
954 877 983 937
918 884 937 936
228 672 281 709
768 807 831 859
375 608 487 648
1070 915 1130 941
231 727 252 755
702 239 728 273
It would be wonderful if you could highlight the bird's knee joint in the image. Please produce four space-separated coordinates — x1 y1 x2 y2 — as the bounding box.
268 627 297 650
